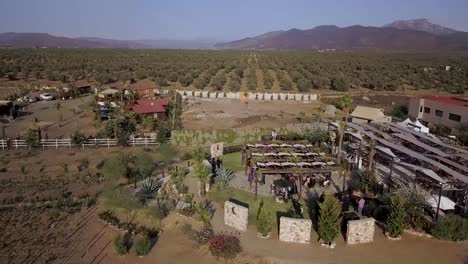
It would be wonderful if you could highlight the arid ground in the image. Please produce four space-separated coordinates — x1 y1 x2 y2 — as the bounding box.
0 148 466 264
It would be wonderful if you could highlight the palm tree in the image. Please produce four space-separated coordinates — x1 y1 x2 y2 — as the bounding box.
193 163 211 197
191 147 205 164
367 140 376 171
141 115 155 131
336 122 346 164
341 95 353 121
55 101 62 127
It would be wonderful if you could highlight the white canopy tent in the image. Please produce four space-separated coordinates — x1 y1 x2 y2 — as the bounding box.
398 118 430 133
427 195 456 210
397 118 412 127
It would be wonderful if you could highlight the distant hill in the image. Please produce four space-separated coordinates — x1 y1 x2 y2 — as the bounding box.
0 32 215 49
384 18 457 35
216 19 468 51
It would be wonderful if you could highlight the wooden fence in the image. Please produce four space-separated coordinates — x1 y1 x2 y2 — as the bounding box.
0 137 159 150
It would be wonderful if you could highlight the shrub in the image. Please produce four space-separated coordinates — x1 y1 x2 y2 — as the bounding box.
98 211 120 226
113 234 127 256
208 232 242 259
386 194 406 238
71 130 86 145
256 201 272 236
134 235 152 256
191 226 214 245
432 215 468 241
195 202 212 224
135 226 159 239
398 185 431 230
215 168 235 190
139 178 162 199
318 195 342 244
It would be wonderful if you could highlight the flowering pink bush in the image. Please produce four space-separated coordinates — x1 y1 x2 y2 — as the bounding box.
208 232 242 259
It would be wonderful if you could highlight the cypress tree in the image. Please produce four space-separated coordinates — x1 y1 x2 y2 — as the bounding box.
318 195 342 244
386 193 407 238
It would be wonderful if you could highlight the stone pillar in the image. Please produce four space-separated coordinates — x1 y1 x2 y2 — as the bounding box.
346 217 375 245
224 201 249 231
279 217 312 244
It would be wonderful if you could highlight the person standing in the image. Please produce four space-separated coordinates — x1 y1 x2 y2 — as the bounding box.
358 197 365 215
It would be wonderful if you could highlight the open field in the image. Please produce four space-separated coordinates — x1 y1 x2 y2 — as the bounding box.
2 95 101 138
182 98 324 130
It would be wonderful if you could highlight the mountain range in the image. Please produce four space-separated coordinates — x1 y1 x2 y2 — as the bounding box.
0 33 215 49
216 19 468 51
1 19 467 51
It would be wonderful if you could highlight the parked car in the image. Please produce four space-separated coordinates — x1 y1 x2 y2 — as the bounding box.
17 96 37 103
40 93 55 101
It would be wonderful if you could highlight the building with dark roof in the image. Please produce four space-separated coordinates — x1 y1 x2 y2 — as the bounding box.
408 96 468 130
131 99 168 120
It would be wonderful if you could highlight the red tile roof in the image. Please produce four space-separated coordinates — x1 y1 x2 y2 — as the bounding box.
422 96 468 108
131 99 168 114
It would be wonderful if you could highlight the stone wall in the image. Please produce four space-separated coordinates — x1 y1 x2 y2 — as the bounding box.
224 201 249 231
346 217 375 245
279 217 312 244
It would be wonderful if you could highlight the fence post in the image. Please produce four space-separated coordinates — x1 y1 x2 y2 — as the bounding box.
107 138 110 148
56 138 58 149
14 140 17 149
94 138 97 148
69 138 71 149
145 138 148 147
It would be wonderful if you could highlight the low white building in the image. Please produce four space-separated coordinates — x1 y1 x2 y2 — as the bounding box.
351 106 392 123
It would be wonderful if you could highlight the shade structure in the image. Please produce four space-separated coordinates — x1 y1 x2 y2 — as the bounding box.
427 195 456 210
397 118 412 127
412 119 430 133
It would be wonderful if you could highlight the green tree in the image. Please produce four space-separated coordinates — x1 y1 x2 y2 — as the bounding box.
341 95 353 121
71 130 86 146
332 78 349 92
55 101 62 127
256 200 273 236
191 147 205 164
318 195 342 244
386 194 407 238
24 128 39 148
193 163 211 197
367 140 376 171
336 122 346 163
303 122 328 146
297 78 312 92
141 115 156 131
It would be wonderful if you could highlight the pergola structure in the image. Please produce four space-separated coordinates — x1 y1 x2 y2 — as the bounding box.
242 142 337 200
255 167 333 200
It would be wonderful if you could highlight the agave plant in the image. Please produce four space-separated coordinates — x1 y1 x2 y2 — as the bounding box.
139 178 162 199
215 168 235 190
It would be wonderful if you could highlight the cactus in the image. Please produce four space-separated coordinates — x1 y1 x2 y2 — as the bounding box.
139 178 162 199
215 168 235 190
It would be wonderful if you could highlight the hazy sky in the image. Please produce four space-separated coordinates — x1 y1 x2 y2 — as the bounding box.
1 0 467 41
